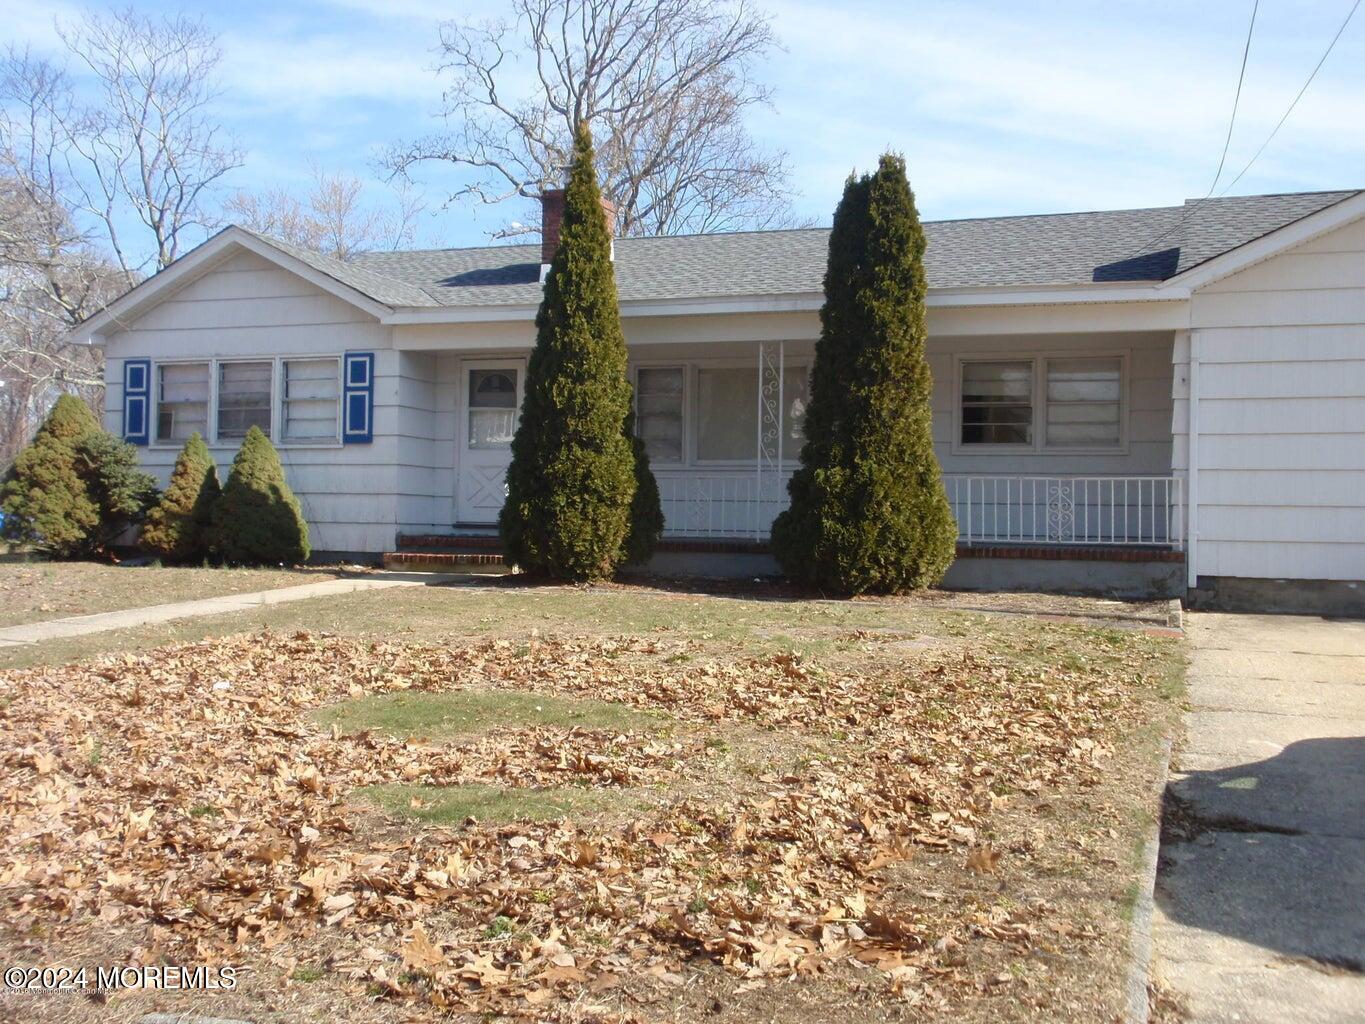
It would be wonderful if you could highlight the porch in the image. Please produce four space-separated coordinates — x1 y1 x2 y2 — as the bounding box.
655 470 1184 551
401 328 1184 579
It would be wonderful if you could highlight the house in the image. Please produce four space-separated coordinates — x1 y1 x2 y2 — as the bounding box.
74 187 1365 611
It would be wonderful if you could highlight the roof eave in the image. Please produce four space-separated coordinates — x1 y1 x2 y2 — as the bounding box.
1160 189 1365 293
73 227 396 344
380 280 1186 324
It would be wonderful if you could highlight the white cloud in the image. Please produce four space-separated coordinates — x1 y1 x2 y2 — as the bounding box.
215 29 439 113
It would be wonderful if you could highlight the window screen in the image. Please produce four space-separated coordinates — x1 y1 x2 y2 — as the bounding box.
218 361 273 439
636 367 684 463
696 366 808 461
1045 357 1121 447
156 363 209 443
282 358 340 442
961 360 1033 445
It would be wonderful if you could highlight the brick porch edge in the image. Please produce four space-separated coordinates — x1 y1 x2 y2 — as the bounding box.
394 534 1183 563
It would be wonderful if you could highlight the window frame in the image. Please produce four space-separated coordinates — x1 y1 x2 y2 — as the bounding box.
632 364 687 466
281 356 343 445
631 356 811 469
148 355 345 450
952 349 1130 456
154 360 212 446
216 358 276 443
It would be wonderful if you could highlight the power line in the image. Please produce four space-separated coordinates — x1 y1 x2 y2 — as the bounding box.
1211 0 1260 193
1215 0 1362 196
1117 0 1260 261
1120 0 1360 264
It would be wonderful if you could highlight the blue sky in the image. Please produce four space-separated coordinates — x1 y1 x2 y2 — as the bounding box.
6 0 1364 255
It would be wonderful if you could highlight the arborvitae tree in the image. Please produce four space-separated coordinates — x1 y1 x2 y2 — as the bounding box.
73 431 159 554
0 395 102 555
620 409 664 566
499 122 641 580
210 426 310 565
141 432 221 562
771 154 957 594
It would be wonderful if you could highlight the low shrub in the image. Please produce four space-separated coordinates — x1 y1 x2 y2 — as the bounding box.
210 427 310 565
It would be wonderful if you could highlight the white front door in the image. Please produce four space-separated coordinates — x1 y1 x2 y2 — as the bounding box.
456 359 524 524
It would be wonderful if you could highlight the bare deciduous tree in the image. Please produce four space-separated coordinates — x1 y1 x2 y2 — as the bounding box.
224 164 425 260
0 55 117 462
0 9 238 458
55 8 242 284
388 0 793 238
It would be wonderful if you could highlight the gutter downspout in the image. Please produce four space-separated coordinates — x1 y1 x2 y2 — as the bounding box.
1186 330 1200 591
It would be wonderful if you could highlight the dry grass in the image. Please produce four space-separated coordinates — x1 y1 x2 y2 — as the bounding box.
0 561 348 628
0 579 1183 1024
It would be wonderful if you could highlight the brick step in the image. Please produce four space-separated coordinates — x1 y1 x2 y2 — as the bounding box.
397 532 502 551
381 550 510 574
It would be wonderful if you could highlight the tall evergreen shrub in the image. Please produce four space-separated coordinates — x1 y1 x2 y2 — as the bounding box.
499 122 644 580
141 432 221 562
771 155 957 594
210 427 310 565
74 432 159 554
620 409 664 566
1 395 157 557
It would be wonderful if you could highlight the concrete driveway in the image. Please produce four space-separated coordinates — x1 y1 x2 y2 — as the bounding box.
1152 612 1365 1022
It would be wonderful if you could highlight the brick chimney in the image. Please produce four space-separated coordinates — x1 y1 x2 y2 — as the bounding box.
540 189 616 282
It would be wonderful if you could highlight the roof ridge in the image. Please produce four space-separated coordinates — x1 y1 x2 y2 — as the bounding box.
1182 187 1360 206
924 204 1182 226
335 188 1365 259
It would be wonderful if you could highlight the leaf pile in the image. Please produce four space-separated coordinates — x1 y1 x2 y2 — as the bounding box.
0 629 1160 1017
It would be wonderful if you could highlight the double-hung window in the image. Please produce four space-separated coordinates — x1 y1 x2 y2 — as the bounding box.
635 367 684 463
960 360 1034 446
156 363 210 443
1044 357 1122 447
282 358 341 442
217 361 273 439
959 354 1124 451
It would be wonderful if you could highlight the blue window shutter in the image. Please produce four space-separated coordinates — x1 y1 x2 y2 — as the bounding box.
123 359 150 445
342 352 374 443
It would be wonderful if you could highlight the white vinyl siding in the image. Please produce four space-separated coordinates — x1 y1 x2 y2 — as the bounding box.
1183 216 1365 581
156 362 209 442
102 249 399 555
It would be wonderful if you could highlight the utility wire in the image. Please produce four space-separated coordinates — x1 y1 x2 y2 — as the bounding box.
1120 0 1361 264
1215 0 1362 197
1211 0 1261 193
1116 0 1260 261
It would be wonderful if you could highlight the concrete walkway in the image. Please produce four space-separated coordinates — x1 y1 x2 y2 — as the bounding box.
0 574 455 646
1152 612 1365 1023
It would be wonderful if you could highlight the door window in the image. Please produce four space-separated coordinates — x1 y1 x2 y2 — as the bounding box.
468 369 518 449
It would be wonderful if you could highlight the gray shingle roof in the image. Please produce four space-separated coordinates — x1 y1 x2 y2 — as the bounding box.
257 189 1362 309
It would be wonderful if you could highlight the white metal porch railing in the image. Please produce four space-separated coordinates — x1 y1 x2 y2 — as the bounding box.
656 471 792 539
945 475 1184 549
656 471 1184 550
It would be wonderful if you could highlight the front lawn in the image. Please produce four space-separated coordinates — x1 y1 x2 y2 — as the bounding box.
0 584 1182 1024
0 561 347 628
